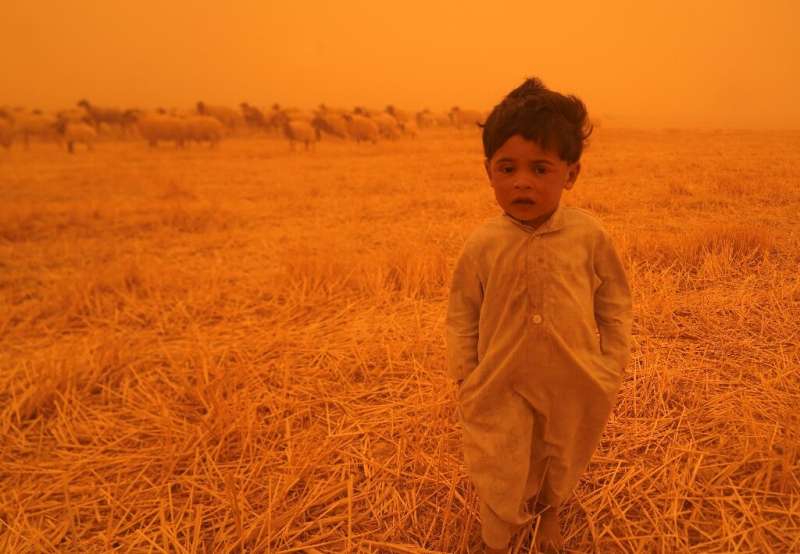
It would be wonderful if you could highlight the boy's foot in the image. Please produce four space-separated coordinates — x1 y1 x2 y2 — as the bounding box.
535 505 563 553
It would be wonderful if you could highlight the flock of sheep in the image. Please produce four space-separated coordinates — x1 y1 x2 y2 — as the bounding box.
0 100 487 153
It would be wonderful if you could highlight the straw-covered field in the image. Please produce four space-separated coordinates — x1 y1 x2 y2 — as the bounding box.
1 128 799 552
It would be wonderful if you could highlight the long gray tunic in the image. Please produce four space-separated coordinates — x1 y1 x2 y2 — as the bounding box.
446 204 632 546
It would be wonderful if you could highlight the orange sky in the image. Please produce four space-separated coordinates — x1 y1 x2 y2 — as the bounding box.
3 0 798 128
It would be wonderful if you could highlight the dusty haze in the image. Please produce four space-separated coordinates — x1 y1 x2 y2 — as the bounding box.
3 3 800 552
3 0 798 128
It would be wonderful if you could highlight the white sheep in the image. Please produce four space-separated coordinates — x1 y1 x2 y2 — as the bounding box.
77 99 126 127
449 106 484 129
342 114 378 143
57 108 92 125
371 113 401 140
399 118 419 139
196 102 244 131
13 111 57 147
240 102 269 131
353 106 380 118
415 110 435 129
183 115 224 147
317 104 349 116
312 111 349 139
285 107 314 123
385 105 411 123
61 122 97 153
290 121 316 150
268 107 321 149
264 105 283 132
433 110 453 127
137 113 188 147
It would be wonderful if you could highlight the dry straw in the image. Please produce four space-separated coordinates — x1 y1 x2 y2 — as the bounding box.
1 128 799 552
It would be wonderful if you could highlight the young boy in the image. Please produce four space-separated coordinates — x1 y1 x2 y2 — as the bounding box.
446 78 632 553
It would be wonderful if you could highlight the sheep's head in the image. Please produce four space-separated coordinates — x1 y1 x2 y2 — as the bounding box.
311 114 329 131
53 116 68 135
77 99 90 109
122 109 142 124
310 116 325 139
270 110 289 128
241 104 266 126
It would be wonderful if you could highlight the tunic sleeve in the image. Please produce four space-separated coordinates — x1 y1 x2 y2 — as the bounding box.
593 231 633 375
446 248 483 381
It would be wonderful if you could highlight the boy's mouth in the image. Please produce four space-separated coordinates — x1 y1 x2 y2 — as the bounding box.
512 198 536 205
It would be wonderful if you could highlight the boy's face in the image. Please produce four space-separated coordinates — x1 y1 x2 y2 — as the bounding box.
485 134 580 226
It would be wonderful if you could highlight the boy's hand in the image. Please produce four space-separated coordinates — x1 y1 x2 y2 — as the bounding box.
446 249 482 382
593 230 633 375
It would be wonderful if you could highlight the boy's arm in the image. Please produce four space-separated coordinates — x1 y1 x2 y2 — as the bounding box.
593 230 633 375
446 249 483 382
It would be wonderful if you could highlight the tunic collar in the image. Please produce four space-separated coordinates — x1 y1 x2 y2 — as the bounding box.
502 204 566 236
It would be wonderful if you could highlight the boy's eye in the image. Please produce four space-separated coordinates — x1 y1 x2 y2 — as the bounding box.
534 166 548 175
499 166 514 174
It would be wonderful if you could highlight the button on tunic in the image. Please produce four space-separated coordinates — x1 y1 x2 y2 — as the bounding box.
446 205 632 547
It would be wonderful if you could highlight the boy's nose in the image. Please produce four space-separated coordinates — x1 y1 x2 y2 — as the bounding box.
513 170 536 188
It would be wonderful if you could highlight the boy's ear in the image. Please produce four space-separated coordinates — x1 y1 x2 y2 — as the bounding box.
564 162 581 190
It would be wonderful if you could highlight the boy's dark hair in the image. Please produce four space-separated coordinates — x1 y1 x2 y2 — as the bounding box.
481 77 592 163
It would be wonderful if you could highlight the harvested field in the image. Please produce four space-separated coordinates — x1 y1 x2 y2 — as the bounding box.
1 128 799 552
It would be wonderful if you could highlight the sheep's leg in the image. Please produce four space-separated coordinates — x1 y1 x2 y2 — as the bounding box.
67 141 74 154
